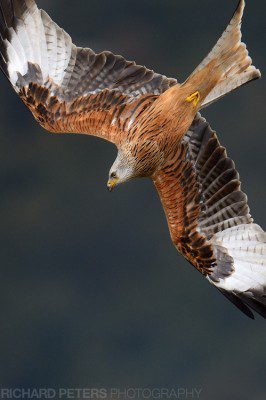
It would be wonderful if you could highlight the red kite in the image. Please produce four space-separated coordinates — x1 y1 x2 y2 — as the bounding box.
0 0 265 319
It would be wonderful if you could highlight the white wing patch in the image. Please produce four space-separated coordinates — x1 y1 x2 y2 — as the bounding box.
210 224 266 293
5 1 73 87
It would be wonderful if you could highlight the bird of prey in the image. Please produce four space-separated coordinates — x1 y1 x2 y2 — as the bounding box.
0 0 265 319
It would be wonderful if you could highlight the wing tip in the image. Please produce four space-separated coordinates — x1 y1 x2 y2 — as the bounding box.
218 288 255 319
217 287 266 320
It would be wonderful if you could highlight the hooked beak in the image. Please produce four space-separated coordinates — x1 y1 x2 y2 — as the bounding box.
107 178 118 192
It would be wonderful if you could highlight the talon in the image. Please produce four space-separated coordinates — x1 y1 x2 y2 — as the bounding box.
186 91 201 106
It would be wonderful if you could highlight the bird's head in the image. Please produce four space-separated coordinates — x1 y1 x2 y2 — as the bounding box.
107 149 136 191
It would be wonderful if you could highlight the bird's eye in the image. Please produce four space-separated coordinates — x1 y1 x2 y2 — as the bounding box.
110 172 117 179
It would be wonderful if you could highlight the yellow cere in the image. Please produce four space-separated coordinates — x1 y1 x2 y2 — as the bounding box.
108 178 118 188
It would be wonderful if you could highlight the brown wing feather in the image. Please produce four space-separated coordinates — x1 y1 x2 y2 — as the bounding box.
153 114 266 320
152 113 251 276
19 79 157 144
152 143 217 276
0 0 177 143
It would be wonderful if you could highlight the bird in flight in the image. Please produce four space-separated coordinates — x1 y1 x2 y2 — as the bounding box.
0 0 265 319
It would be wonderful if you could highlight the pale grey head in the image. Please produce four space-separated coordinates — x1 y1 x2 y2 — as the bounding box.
107 149 136 191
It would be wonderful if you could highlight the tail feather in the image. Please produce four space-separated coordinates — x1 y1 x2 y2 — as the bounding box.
188 0 261 108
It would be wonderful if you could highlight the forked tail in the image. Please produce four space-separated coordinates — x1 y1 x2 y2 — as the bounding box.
184 0 261 108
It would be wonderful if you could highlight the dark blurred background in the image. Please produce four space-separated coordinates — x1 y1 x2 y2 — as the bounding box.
0 0 265 399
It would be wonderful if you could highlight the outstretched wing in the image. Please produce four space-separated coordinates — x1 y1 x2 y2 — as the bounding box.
0 0 177 143
153 114 266 319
